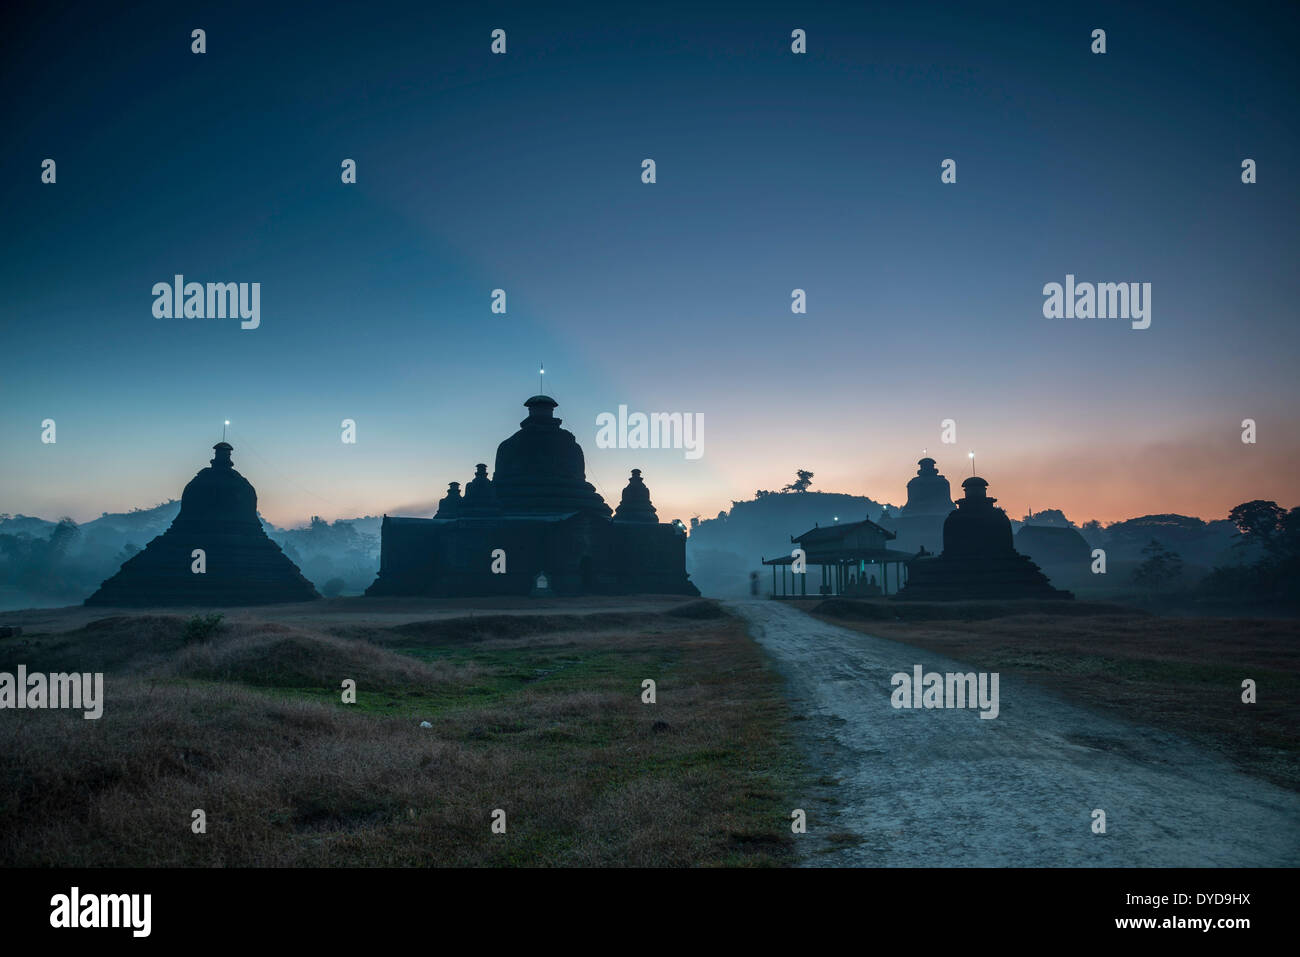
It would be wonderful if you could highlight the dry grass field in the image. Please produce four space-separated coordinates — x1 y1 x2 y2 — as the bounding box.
0 599 800 867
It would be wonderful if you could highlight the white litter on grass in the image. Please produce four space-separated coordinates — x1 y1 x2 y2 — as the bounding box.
419 721 432 728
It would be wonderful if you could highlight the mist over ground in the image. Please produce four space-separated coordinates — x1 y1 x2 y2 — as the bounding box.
3 487 1291 615
0 503 380 610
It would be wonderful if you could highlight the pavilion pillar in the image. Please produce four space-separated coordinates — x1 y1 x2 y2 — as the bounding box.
771 564 776 596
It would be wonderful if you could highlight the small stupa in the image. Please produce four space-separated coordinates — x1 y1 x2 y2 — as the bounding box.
84 442 320 606
433 482 462 519
896 477 1072 601
613 469 659 523
459 464 503 517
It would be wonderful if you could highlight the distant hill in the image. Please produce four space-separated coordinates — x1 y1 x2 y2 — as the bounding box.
0 514 58 536
687 490 890 597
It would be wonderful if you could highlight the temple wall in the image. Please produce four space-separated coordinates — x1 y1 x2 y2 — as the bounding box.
367 516 697 597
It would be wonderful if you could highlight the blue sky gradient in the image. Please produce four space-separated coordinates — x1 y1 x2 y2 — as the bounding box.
3 0 1297 526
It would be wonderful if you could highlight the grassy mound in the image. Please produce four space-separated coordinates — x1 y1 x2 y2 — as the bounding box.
0 614 194 675
158 622 452 690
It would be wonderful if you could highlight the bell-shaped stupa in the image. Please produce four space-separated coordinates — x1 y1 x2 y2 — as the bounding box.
901 457 955 516
613 469 659 523
491 396 611 517
882 456 956 554
941 478 1015 556
896 476 1071 601
85 442 320 606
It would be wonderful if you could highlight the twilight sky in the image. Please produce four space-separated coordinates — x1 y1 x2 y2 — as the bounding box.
2 0 1297 529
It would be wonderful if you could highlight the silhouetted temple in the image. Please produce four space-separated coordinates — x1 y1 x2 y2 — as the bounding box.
878 457 954 554
903 457 955 515
896 477 1072 601
366 395 698 597
85 442 320 606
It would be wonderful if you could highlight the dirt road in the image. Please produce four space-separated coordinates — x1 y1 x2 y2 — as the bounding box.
728 600 1300 867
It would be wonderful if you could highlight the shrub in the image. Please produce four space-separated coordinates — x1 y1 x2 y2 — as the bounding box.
181 613 224 644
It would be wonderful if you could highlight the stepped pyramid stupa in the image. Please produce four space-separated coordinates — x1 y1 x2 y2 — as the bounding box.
85 442 320 606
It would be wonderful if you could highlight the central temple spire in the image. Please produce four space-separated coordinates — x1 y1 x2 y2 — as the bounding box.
522 394 559 424
491 394 610 517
